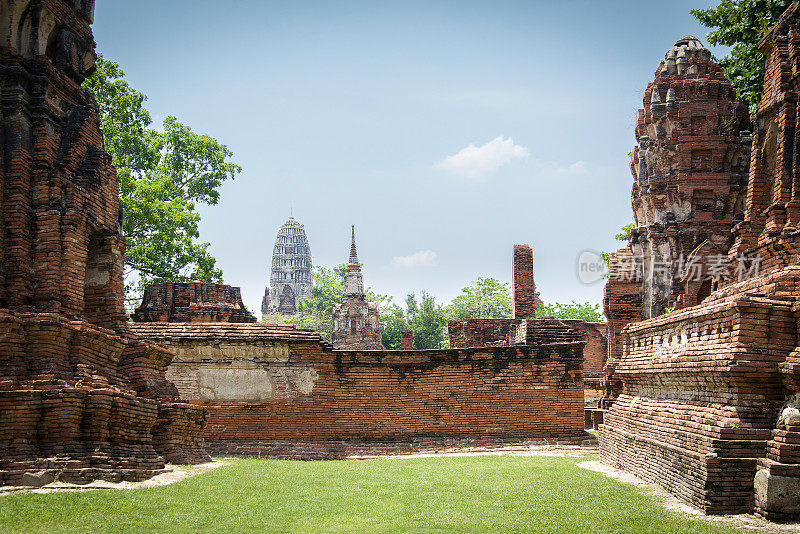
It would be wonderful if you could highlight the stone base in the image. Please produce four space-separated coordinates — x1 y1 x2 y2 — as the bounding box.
0 386 166 485
600 404 767 515
0 310 209 485
754 466 800 521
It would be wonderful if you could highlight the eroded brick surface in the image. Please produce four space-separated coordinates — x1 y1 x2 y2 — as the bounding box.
0 1 208 485
128 321 588 455
600 10 800 519
132 282 256 323
331 226 383 350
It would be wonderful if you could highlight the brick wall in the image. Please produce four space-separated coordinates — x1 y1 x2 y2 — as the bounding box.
599 283 794 513
129 322 587 457
0 1 209 485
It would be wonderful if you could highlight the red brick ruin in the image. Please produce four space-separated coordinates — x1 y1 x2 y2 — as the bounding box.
10 1 800 522
128 242 592 458
331 226 384 350
601 5 800 520
132 282 256 324
0 0 208 486
448 244 607 409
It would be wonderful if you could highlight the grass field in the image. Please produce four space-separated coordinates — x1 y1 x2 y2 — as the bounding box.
0 455 741 533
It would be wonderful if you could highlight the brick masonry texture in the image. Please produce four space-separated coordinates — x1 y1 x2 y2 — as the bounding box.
448 245 607 406
513 245 540 319
400 330 413 350
127 321 588 457
600 6 800 520
627 36 751 319
132 281 256 323
0 1 208 486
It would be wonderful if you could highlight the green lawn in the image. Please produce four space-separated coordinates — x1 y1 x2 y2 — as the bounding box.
0 455 741 533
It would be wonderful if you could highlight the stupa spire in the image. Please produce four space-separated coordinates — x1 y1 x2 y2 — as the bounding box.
348 225 360 268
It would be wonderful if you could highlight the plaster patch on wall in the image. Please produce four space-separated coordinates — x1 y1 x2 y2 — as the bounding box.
195 359 318 401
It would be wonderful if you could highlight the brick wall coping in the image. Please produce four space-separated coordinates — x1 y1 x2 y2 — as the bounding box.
621 295 793 336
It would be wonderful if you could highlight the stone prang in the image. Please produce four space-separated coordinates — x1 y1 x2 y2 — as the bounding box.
262 217 313 317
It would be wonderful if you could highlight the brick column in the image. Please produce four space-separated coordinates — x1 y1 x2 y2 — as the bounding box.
401 330 414 350
513 245 536 319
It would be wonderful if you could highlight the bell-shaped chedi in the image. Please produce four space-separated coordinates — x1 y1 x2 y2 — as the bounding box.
629 36 752 318
0 1 208 485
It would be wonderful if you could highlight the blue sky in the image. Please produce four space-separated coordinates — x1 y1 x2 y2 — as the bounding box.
93 0 724 315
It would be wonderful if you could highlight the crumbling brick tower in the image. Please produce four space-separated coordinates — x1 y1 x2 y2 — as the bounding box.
0 0 208 485
630 36 752 319
601 35 751 408
600 7 800 519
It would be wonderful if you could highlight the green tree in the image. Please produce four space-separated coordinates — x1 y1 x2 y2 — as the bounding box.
445 278 512 321
379 303 411 350
535 301 605 322
82 55 241 306
692 0 790 112
600 222 635 275
406 292 449 349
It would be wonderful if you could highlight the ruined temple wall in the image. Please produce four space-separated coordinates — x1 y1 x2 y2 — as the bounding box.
131 324 586 456
600 270 798 513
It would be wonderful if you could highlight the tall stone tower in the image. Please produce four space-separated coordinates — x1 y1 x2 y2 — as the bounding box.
262 217 313 317
331 226 384 350
628 36 751 318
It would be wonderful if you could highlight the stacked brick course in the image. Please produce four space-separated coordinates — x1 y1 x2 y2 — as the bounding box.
600 7 800 519
512 245 541 318
448 244 605 406
400 330 414 350
132 282 256 323
0 0 208 486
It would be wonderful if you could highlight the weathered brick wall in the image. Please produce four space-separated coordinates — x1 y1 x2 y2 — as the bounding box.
447 318 522 348
130 323 587 457
627 36 751 318
562 320 607 406
132 282 256 323
599 16 800 519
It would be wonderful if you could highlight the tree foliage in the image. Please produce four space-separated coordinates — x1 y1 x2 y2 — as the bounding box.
405 292 449 350
692 0 791 112
82 55 241 305
445 278 512 321
535 301 605 322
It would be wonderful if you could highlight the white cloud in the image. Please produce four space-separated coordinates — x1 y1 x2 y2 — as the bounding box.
435 136 529 181
391 250 438 269
543 160 588 176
